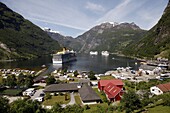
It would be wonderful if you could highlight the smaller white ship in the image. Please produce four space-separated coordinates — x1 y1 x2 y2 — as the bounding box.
90 51 98 55
101 51 109 56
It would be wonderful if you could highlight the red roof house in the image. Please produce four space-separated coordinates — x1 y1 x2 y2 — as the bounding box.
157 82 170 93
98 79 123 91
150 82 170 95
104 83 123 101
98 79 124 102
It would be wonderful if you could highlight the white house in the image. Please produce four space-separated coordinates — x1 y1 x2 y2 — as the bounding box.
150 82 170 95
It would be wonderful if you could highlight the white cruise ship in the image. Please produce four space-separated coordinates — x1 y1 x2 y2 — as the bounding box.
89 51 98 55
101 51 109 56
52 48 76 64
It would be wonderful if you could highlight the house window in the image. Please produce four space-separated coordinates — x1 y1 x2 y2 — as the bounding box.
158 90 161 93
152 89 154 91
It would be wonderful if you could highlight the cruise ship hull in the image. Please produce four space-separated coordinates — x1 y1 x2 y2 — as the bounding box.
52 52 76 64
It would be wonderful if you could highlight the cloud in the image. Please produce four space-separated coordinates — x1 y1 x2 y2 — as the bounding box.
85 2 105 13
96 0 146 24
27 17 87 31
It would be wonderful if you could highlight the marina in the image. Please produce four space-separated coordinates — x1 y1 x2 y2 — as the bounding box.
0 54 140 74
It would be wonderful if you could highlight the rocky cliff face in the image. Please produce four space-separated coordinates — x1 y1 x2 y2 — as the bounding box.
76 22 146 53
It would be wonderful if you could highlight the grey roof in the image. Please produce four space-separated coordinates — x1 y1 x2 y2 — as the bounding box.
44 83 79 92
79 84 101 102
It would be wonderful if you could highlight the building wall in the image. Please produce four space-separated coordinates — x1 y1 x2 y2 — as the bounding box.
150 86 163 95
82 101 97 105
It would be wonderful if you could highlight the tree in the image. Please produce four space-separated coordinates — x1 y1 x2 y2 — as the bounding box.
65 93 69 101
64 104 84 113
120 90 142 113
73 70 79 77
0 96 9 113
24 76 34 88
51 102 63 113
45 93 52 100
10 99 45 113
88 71 97 80
46 75 56 85
161 93 170 106
6 74 17 88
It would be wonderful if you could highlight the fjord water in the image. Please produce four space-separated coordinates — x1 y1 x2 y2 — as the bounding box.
0 54 140 74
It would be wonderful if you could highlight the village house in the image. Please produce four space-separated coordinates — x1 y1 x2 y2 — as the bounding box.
79 84 101 104
104 82 123 101
43 83 101 104
98 79 123 91
98 79 124 102
44 83 79 93
150 82 170 95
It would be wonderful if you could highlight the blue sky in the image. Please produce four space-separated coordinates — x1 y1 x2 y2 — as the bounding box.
0 0 169 37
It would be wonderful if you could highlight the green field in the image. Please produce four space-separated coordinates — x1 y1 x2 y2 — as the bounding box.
93 88 105 102
83 103 109 113
100 76 115 80
75 95 82 105
0 89 23 96
43 95 70 106
147 105 170 113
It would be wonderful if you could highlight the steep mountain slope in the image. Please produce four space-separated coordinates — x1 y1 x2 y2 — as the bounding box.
123 1 170 59
76 22 146 53
45 31 82 51
0 2 61 60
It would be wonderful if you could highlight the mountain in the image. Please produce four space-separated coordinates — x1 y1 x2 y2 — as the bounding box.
44 28 82 51
0 2 61 60
76 22 146 53
123 1 170 59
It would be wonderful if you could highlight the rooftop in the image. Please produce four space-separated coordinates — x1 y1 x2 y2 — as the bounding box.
99 79 123 86
104 83 122 98
79 84 101 102
44 83 79 92
157 82 170 92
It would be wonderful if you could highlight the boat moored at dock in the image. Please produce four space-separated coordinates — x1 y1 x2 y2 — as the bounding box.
101 51 109 56
90 51 98 55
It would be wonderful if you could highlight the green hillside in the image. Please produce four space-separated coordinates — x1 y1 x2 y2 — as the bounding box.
0 2 61 60
123 1 170 59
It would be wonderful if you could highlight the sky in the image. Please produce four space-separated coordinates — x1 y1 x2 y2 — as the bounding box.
0 0 169 37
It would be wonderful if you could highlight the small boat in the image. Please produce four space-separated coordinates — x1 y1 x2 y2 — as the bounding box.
90 51 98 55
101 51 109 56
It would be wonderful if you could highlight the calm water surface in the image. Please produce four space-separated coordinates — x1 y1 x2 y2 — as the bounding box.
0 54 140 74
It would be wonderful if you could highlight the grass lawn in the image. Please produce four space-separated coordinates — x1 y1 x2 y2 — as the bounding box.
0 76 3 84
100 76 114 80
0 89 23 96
93 88 105 102
43 95 70 106
75 95 82 105
83 103 108 113
147 105 170 113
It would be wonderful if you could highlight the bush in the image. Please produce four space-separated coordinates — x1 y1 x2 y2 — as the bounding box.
45 93 52 100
